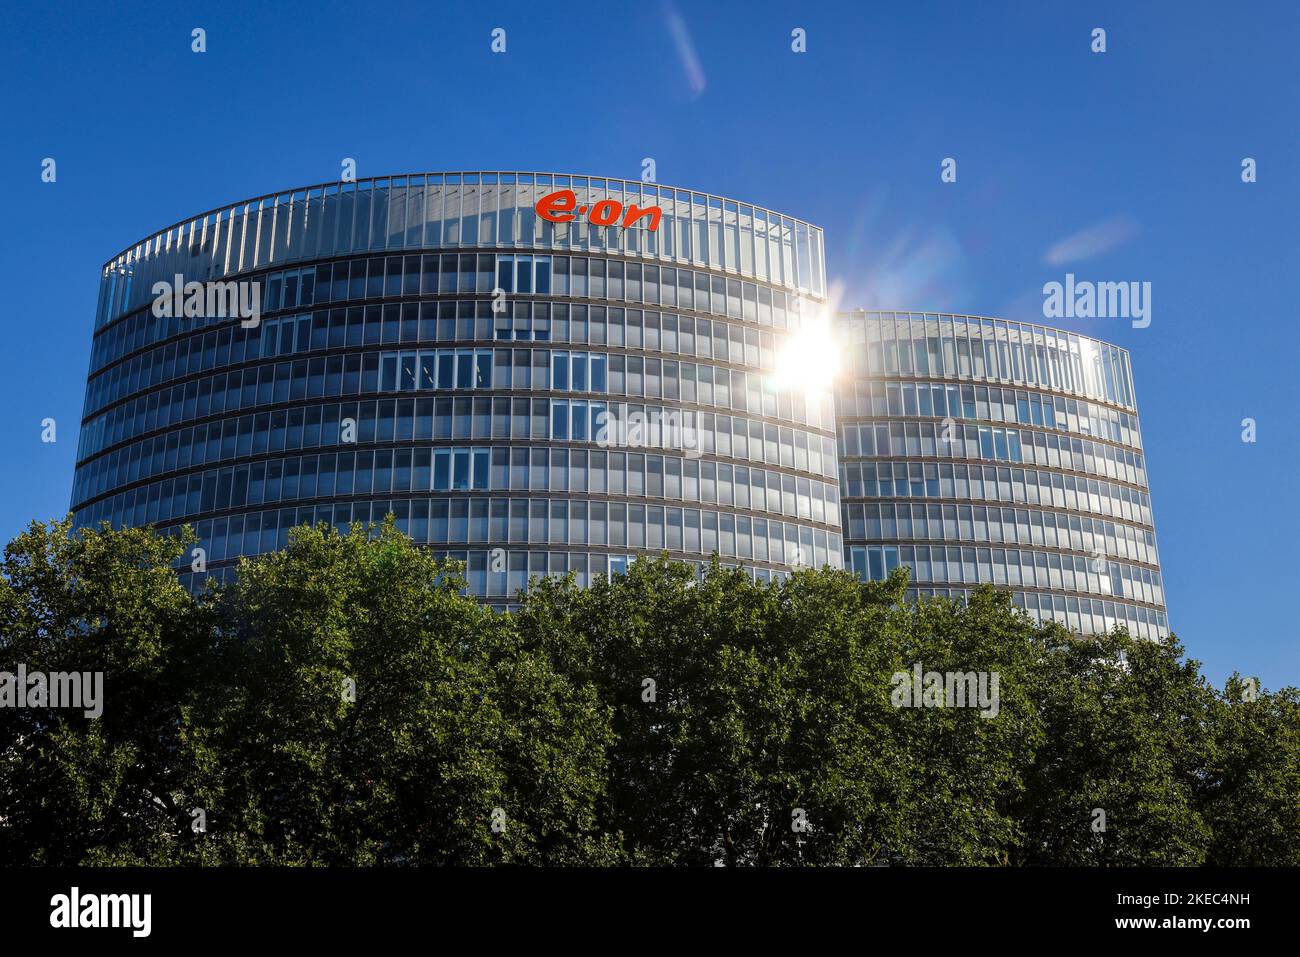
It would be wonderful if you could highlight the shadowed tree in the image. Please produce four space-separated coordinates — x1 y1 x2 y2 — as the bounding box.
0 518 211 864
1201 675 1300 865
515 562 1043 865
3 519 1296 866
196 519 621 865
1012 630 1214 865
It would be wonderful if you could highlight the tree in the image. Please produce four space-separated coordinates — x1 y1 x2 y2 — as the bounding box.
3 518 1297 866
515 562 1043 865
1013 630 1214 865
192 519 620 865
1202 676 1300 865
884 585 1044 865
0 518 620 865
0 518 210 864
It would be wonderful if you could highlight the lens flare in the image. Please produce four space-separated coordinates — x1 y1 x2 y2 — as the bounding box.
773 315 839 397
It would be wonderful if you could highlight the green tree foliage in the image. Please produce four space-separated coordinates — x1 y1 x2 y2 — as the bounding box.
0 518 209 864
196 520 619 865
1202 676 1300 865
1 518 1296 865
1012 631 1215 864
513 561 1043 865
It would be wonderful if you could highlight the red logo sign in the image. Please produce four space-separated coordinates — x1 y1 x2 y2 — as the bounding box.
535 189 662 232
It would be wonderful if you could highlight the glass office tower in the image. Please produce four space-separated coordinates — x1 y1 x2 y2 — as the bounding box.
835 311 1168 639
67 174 1169 636
69 172 842 603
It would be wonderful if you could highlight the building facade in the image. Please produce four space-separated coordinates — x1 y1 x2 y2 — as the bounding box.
835 311 1168 639
68 172 1168 636
69 172 843 603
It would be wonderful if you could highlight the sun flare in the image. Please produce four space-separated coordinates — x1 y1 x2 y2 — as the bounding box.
773 314 840 397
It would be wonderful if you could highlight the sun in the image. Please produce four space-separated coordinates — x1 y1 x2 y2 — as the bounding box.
773 311 840 397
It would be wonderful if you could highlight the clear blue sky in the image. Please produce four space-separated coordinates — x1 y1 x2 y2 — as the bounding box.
2 0 1296 690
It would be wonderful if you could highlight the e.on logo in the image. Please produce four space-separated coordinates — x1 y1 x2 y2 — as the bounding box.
535 189 662 231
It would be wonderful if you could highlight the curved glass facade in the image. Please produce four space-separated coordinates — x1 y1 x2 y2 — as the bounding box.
835 311 1168 639
69 174 1169 636
70 172 841 603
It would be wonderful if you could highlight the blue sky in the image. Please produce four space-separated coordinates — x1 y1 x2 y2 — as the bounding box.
1 0 1296 689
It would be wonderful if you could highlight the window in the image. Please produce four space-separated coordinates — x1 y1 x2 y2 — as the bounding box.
571 401 588 441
